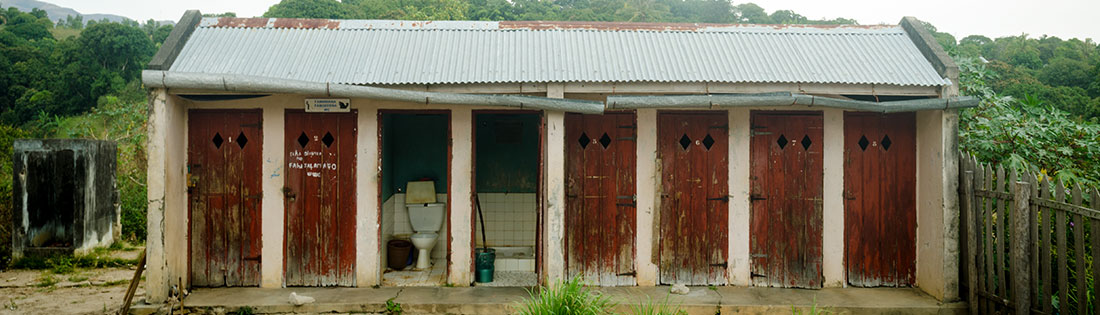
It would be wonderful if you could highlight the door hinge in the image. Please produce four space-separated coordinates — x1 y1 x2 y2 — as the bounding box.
707 196 729 202
751 272 767 278
616 202 637 207
749 195 767 201
618 271 637 276
710 262 728 268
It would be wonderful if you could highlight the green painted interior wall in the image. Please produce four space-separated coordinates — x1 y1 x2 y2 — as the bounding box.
381 113 449 200
475 113 539 193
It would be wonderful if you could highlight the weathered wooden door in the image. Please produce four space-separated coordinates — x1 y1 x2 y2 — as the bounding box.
284 111 357 286
658 112 729 285
187 109 262 287
844 112 916 287
564 113 637 286
749 111 823 288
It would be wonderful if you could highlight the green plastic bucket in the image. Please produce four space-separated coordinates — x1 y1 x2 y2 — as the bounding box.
475 248 496 283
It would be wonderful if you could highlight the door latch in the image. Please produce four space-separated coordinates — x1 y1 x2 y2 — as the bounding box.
282 187 296 201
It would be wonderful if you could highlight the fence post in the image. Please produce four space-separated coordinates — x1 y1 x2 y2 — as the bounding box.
963 169 978 315
1011 181 1031 315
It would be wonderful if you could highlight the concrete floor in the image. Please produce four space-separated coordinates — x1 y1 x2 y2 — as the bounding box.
132 286 966 314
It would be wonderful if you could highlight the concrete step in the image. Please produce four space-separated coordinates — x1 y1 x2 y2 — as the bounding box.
131 286 967 314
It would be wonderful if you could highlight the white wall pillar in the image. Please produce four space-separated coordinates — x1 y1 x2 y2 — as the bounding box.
542 83 566 283
449 108 474 285
915 109 960 301
145 89 186 302
634 109 659 286
356 105 381 287
259 106 286 288
822 108 845 287
727 108 751 286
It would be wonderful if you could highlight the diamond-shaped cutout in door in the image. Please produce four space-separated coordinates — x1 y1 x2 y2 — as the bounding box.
702 134 715 150
237 132 248 148
322 132 335 148
598 133 611 149
881 135 892 151
801 135 812 150
297 132 309 148
212 133 224 148
679 134 691 150
776 134 788 149
578 133 590 149
858 135 869 151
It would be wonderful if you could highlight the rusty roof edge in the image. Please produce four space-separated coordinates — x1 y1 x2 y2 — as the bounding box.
198 17 898 33
607 93 979 112
149 10 202 70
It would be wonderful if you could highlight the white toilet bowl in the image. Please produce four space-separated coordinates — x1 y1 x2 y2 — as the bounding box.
410 232 438 269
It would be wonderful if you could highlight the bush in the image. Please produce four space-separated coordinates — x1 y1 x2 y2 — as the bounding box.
514 277 616 315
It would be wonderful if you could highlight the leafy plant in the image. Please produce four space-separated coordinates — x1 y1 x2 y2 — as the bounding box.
514 276 616 315
235 306 255 315
385 298 403 314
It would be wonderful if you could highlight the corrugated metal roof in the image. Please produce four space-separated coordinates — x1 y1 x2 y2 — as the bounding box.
168 18 951 87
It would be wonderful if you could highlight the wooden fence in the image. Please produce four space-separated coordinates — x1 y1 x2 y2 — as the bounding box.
961 154 1100 314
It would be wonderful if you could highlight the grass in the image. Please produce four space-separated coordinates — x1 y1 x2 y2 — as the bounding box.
629 294 686 315
514 276 616 315
791 296 831 315
10 246 140 270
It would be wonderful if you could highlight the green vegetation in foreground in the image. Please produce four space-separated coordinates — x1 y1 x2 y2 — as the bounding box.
515 277 616 315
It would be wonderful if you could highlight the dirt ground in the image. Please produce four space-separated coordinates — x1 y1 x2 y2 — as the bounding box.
0 248 145 315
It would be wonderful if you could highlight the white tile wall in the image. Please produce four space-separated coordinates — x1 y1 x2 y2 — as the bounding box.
383 193 449 260
474 193 537 247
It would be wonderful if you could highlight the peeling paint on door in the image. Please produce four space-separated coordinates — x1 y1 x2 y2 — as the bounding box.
284 110 357 287
657 112 728 286
564 112 637 286
187 110 262 287
749 111 823 289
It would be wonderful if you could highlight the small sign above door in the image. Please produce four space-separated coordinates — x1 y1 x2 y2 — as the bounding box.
305 98 351 112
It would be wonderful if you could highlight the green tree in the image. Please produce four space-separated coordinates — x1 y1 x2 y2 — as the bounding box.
264 0 353 19
1039 57 1092 89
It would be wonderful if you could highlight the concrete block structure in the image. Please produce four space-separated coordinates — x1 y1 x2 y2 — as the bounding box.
11 139 119 258
143 11 975 304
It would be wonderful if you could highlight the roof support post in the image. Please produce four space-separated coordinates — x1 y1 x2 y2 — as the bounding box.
541 83 567 285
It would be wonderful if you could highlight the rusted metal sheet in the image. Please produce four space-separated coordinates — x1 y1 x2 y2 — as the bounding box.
657 112 729 285
564 112 637 286
187 110 262 287
843 112 916 287
749 111 823 288
284 111 358 287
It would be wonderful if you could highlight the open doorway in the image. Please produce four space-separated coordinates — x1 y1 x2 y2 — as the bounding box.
379 111 451 286
472 111 541 287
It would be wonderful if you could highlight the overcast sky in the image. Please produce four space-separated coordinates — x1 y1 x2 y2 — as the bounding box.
46 0 1099 41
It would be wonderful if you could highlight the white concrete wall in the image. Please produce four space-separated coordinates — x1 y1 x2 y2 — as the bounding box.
357 105 381 287
261 105 286 288
145 91 955 296
634 109 659 286
145 89 187 302
821 109 845 287
449 108 474 285
915 109 959 301
542 83 566 284
727 108 751 286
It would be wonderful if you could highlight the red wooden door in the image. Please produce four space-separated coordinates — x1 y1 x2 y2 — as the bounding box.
844 112 916 287
749 111 823 288
284 111 357 286
657 112 729 285
187 110 262 287
564 113 637 286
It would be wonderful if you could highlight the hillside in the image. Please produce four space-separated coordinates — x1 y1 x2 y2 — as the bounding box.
1 0 173 25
